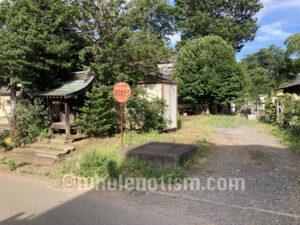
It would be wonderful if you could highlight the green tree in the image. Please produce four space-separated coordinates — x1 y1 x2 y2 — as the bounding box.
174 36 245 107
242 66 274 99
285 33 300 75
285 33 300 58
174 0 263 51
69 0 174 85
241 44 296 96
0 0 85 134
76 85 118 137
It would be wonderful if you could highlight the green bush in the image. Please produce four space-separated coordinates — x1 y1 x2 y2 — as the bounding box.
77 85 168 136
12 98 50 147
263 93 300 153
77 149 110 177
126 87 168 132
264 96 277 124
264 92 294 126
63 147 185 183
106 159 119 178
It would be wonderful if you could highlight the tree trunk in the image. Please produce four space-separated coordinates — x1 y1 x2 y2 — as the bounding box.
276 99 279 122
291 100 295 130
10 81 17 140
205 100 210 115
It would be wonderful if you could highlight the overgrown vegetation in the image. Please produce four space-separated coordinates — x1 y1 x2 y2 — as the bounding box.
77 85 168 137
264 92 300 126
262 92 300 153
241 34 300 100
59 115 252 182
126 87 168 132
268 127 300 154
62 147 186 183
12 98 50 147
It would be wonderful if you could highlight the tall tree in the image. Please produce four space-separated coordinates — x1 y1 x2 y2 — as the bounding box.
69 0 174 85
285 33 300 58
174 0 263 51
174 36 245 107
241 45 293 90
0 0 85 133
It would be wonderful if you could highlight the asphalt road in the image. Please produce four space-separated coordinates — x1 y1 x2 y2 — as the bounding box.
0 171 187 225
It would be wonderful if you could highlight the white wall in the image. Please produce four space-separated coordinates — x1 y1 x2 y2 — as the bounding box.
163 84 177 129
139 83 162 100
0 95 10 124
137 82 178 130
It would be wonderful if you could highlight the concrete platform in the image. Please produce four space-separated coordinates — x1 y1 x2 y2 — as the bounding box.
117 142 197 167
13 141 75 162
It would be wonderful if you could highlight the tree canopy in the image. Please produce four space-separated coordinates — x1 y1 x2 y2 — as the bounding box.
285 33 300 58
174 36 245 105
241 42 300 99
69 0 174 85
174 0 263 51
0 0 85 90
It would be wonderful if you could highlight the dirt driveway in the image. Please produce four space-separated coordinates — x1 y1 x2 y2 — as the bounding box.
122 124 300 225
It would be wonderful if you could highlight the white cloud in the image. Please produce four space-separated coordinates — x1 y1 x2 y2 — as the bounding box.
257 21 291 41
257 0 300 21
167 33 181 46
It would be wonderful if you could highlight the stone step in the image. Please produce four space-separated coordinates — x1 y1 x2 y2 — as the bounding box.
13 147 70 161
40 138 72 144
29 143 75 152
40 134 87 144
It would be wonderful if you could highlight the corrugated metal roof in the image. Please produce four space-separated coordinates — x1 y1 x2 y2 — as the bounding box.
38 76 94 98
149 71 173 81
281 73 300 89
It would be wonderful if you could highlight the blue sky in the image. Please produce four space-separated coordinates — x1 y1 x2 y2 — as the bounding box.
167 0 300 61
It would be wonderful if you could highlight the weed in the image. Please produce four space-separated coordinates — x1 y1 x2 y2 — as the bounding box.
257 122 300 153
6 158 17 171
106 159 119 178
17 168 33 174
42 171 51 177
60 115 256 182
120 158 185 183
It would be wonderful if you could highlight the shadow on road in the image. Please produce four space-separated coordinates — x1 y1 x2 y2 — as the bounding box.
0 144 299 225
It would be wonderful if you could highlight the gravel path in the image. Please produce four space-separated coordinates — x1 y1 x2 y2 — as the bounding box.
125 124 300 225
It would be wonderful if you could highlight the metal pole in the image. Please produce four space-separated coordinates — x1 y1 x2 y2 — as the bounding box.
121 103 124 147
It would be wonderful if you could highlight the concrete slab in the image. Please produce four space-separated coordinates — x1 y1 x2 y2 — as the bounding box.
117 142 197 167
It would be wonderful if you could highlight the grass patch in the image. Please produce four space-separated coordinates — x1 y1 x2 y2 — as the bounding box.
17 168 33 174
6 158 17 171
181 115 252 140
257 121 300 153
60 115 254 182
120 158 185 183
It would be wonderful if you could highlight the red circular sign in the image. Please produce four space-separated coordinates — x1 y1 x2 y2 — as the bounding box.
113 82 131 103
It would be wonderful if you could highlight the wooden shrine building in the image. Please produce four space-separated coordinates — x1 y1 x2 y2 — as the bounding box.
281 73 300 96
37 70 95 136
